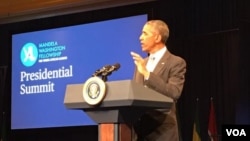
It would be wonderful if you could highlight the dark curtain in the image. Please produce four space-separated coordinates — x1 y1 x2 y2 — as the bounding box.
169 29 240 140
0 66 8 140
236 20 250 124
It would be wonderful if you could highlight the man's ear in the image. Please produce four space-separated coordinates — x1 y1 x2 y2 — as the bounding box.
155 34 162 43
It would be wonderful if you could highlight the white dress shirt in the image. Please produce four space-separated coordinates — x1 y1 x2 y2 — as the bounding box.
146 47 167 72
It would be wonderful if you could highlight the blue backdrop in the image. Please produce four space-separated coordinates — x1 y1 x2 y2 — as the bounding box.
11 14 147 129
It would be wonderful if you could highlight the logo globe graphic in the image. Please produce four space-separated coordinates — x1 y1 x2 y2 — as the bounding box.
20 43 38 67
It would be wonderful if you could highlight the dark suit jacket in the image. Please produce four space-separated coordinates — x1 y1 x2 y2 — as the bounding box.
133 50 186 141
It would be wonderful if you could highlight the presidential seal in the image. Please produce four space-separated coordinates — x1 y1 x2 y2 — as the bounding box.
83 76 106 105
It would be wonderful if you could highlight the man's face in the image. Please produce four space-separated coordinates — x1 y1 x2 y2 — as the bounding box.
139 24 158 53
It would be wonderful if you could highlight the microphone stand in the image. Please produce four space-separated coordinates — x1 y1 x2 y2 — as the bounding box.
101 70 112 82
101 75 108 82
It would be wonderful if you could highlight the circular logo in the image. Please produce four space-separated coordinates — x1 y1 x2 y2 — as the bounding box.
20 43 38 67
83 77 106 105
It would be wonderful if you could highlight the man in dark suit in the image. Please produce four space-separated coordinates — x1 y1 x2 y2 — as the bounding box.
130 20 186 141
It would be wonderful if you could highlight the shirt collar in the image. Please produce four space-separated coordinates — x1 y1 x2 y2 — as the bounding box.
149 46 167 60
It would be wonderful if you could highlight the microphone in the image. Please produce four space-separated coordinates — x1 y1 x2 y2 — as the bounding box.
92 65 112 77
102 63 121 76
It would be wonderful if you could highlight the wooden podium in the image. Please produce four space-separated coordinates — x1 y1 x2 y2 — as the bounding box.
64 79 173 141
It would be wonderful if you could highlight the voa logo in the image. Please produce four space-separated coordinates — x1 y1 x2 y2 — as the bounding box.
226 129 247 136
20 43 38 67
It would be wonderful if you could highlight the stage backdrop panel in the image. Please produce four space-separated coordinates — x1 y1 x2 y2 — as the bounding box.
11 14 147 129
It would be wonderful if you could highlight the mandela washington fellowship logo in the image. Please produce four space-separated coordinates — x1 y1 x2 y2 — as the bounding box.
20 43 38 67
82 77 106 105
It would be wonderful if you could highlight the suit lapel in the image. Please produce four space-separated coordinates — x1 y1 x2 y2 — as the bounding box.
153 51 171 74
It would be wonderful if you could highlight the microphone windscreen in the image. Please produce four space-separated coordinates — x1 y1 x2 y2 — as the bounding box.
114 63 120 70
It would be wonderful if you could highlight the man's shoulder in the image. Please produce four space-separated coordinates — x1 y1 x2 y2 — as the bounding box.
166 51 186 63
